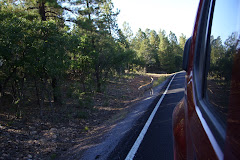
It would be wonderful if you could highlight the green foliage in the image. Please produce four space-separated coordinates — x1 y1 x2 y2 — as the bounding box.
84 126 89 132
0 2 70 118
72 88 94 108
209 33 237 82
130 28 185 73
0 0 188 119
158 30 172 72
179 33 187 50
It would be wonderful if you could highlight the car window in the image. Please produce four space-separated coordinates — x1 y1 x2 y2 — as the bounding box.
206 0 240 126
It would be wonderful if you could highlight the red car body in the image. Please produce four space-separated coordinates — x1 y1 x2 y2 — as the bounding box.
173 0 240 159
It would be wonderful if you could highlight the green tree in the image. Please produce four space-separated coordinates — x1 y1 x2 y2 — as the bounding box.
0 2 69 117
158 30 173 72
169 31 182 71
179 33 187 50
147 29 160 72
157 30 184 73
122 21 133 43
131 29 152 70
116 29 136 72
72 0 121 92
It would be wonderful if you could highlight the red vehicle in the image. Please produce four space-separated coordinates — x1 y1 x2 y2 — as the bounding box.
172 0 240 159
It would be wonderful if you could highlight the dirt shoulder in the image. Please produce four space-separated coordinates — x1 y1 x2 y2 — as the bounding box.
0 73 171 160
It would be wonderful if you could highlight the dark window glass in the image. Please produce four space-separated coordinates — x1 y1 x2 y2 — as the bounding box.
207 0 240 126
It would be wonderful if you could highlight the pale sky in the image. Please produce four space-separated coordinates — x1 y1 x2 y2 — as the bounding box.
112 0 200 38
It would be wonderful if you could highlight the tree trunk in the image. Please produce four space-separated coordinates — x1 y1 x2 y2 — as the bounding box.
95 65 101 92
1 67 17 97
40 87 44 119
86 0 91 20
39 1 46 21
39 79 46 119
34 78 40 105
0 85 2 106
52 77 58 103
82 81 86 92
45 80 53 114
39 1 61 104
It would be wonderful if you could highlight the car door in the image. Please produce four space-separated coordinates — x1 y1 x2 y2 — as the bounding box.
173 0 240 159
187 0 240 159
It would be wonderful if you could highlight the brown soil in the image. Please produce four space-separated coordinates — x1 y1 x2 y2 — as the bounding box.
0 73 169 160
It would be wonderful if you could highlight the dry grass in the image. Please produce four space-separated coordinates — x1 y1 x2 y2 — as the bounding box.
0 72 171 160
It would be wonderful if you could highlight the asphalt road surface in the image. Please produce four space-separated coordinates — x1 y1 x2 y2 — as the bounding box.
108 72 185 160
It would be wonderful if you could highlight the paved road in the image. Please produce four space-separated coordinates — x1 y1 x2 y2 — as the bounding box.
108 72 185 160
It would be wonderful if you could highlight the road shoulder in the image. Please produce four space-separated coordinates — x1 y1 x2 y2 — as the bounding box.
79 76 173 160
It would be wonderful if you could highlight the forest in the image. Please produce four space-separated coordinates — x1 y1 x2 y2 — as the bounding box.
0 2 188 158
0 0 187 118
1 0 238 159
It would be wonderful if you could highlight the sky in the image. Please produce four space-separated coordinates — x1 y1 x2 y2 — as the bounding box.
112 0 200 39
211 0 240 42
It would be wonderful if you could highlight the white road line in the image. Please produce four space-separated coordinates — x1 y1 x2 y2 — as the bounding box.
125 74 177 160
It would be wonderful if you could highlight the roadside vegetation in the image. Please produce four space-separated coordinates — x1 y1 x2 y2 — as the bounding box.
0 72 170 159
1 0 184 159
0 0 186 121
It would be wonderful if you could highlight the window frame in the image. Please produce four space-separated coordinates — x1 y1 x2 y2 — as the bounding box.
192 0 226 151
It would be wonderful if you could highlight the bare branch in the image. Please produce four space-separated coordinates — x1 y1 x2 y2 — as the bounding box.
62 7 74 13
46 15 76 23
46 11 58 15
27 7 39 10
